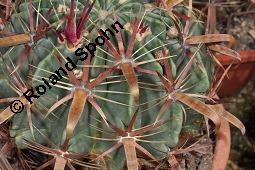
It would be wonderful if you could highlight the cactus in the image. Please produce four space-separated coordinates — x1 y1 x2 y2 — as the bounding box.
0 0 245 169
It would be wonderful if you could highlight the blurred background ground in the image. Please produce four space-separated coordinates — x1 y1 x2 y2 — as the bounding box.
214 0 255 169
224 75 255 170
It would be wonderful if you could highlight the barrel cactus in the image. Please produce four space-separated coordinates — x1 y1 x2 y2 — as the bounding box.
0 0 245 169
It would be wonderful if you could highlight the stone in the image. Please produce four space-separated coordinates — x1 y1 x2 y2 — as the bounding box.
248 30 255 39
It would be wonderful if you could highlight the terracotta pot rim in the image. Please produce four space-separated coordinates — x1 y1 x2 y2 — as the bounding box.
216 50 255 65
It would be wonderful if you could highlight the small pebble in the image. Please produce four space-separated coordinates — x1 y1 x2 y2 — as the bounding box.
248 30 255 39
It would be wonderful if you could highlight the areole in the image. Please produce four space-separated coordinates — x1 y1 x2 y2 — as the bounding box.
20 20 124 106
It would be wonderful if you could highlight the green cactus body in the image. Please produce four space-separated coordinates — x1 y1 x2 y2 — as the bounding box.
0 0 216 169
